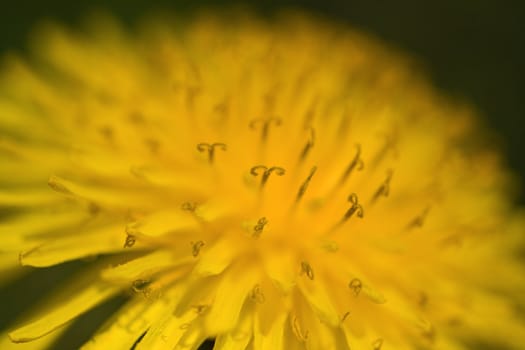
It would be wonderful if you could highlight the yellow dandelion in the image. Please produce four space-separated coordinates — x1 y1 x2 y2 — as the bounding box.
1 11 525 350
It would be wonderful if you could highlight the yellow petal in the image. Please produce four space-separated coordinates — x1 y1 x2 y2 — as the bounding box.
0 134 63 165
262 250 296 294
281 314 307 350
82 297 177 350
0 189 59 207
255 279 288 336
253 309 287 350
128 208 200 237
0 210 87 252
173 319 207 350
0 252 23 284
192 237 239 277
172 276 218 318
213 304 253 350
102 250 192 282
19 224 124 267
133 279 203 349
306 317 350 350
297 273 339 326
9 281 118 343
204 265 258 334
0 327 66 350
135 309 198 350
46 175 159 210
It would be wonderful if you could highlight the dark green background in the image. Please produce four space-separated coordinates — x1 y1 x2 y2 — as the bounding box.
1 1 524 349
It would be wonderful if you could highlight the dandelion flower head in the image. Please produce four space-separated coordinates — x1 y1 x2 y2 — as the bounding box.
1 11 525 350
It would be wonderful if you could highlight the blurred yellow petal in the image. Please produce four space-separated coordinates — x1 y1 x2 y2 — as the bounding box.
204 265 258 334
213 305 254 350
19 225 124 267
253 310 287 350
0 210 87 252
9 281 118 343
0 327 66 350
102 250 193 283
192 237 240 278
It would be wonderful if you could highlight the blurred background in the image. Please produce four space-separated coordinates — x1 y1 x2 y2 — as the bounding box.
0 0 524 349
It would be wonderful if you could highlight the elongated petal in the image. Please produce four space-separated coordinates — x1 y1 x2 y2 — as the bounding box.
9 282 119 343
19 225 125 267
253 310 287 350
0 327 66 350
204 265 258 334
102 250 192 282
213 304 254 350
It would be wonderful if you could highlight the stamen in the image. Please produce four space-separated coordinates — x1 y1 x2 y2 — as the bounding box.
181 202 206 224
418 292 429 308
298 127 316 162
329 193 364 232
214 101 228 114
250 284 266 304
250 165 286 189
349 278 362 296
181 202 197 212
128 112 145 124
407 206 431 230
196 143 227 164
292 316 309 342
337 109 351 139
130 166 148 180
419 318 435 340
125 222 141 236
132 279 151 294
371 131 398 169
371 169 394 204
301 96 318 128
296 166 317 203
301 261 315 280
98 125 114 142
88 202 101 216
253 217 268 238
144 138 160 154
372 338 384 350
48 175 73 195
339 144 364 185
249 117 282 143
185 86 201 111
191 240 205 257
124 234 136 248
192 304 209 314
344 193 364 221
341 311 350 323
263 91 277 113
